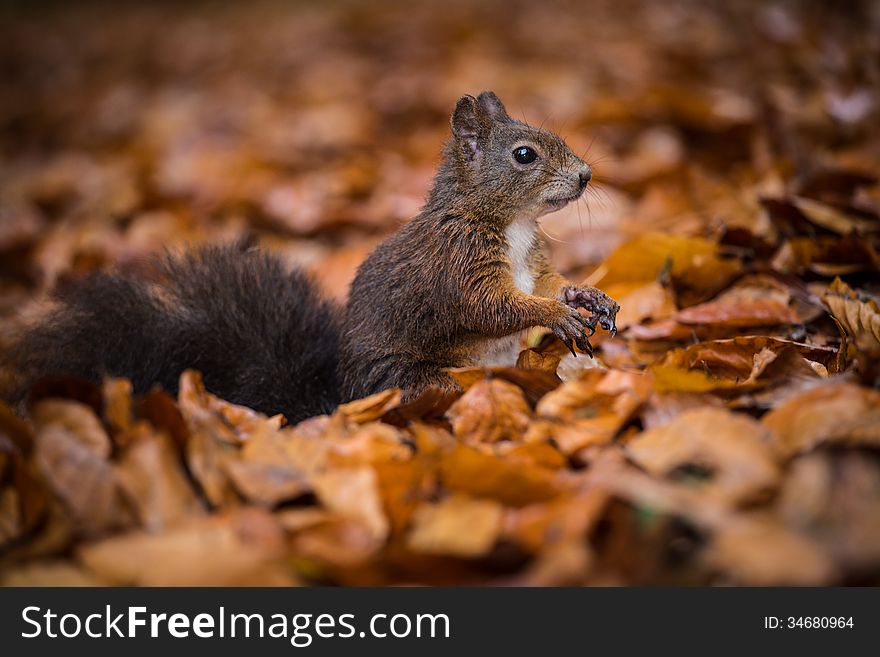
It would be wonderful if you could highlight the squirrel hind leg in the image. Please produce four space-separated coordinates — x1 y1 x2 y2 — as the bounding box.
356 358 461 403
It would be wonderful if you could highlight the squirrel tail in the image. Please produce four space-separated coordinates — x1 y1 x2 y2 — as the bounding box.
1 243 341 423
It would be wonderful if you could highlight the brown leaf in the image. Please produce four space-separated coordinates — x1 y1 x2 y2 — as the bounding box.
761 380 880 456
0 400 35 454
778 451 880 571
312 466 389 542
0 487 22 546
650 336 835 393
822 277 880 355
31 399 111 458
116 423 205 530
78 508 293 586
440 444 562 507
707 513 836 585
504 488 609 554
516 348 562 373
335 388 402 424
625 408 779 504
177 370 283 444
447 379 532 444
407 495 503 558
374 457 438 537
792 196 879 236
177 370 283 506
589 233 740 303
531 370 649 454
447 367 561 405
601 281 676 331
0 561 105 586
102 377 133 436
33 422 133 535
224 459 311 507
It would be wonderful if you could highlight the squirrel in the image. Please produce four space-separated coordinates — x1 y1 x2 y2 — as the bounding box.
2 91 619 424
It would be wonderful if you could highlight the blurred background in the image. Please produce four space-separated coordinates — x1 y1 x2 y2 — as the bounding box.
1 0 877 317
2 0 880 587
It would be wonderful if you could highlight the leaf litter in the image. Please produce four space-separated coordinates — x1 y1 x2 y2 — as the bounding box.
1 0 879 585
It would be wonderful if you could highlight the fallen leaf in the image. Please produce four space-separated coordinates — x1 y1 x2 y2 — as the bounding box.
116 423 205 530
516 348 562 373
530 370 649 454
31 399 111 458
589 233 741 303
761 380 880 456
822 277 880 355
440 444 562 507
224 459 311 507
447 379 532 443
625 408 780 504
77 508 292 586
335 388 402 424
706 513 836 585
32 422 133 535
312 466 389 542
102 377 133 437
650 336 836 393
0 561 104 586
407 495 503 558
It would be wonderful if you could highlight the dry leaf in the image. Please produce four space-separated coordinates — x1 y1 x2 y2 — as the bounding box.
407 495 503 558
440 444 562 507
531 370 649 453
335 388 402 424
31 399 111 458
0 561 104 587
77 508 292 586
626 408 779 504
761 380 880 456
312 466 389 542
822 277 880 355
102 377 133 436
116 423 205 530
650 336 835 393
706 514 836 585
33 421 133 535
447 379 532 443
225 460 309 507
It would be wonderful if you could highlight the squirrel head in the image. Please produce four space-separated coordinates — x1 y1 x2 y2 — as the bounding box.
440 91 593 221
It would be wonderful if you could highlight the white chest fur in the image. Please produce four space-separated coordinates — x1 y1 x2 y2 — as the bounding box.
505 215 537 294
473 216 537 367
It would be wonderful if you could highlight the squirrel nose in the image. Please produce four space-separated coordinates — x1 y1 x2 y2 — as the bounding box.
578 168 592 191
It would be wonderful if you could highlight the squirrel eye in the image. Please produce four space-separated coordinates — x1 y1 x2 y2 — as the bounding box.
513 146 538 164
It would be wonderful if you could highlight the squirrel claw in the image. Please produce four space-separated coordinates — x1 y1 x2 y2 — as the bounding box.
574 333 594 357
552 307 596 358
564 286 620 338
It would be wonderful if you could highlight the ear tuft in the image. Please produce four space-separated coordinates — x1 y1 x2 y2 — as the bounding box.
476 91 510 121
451 95 481 159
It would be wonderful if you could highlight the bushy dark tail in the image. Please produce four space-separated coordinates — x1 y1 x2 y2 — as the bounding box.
2 244 341 423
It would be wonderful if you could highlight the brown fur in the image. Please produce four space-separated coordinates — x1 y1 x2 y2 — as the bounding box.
341 91 619 401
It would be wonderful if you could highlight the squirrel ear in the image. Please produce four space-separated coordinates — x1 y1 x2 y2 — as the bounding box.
451 95 481 159
476 91 510 121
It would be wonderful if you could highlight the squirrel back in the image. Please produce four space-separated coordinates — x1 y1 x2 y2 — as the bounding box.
3 244 341 423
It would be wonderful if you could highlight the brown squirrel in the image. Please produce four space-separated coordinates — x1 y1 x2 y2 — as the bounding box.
2 91 619 423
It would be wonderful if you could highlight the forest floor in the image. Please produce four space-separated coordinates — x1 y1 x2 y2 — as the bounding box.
1 0 879 585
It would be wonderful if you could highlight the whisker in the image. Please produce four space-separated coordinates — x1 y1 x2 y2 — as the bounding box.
580 134 597 161
536 220 577 244
576 191 585 239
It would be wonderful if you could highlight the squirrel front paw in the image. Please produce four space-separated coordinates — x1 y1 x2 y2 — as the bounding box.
548 304 595 357
562 286 620 337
